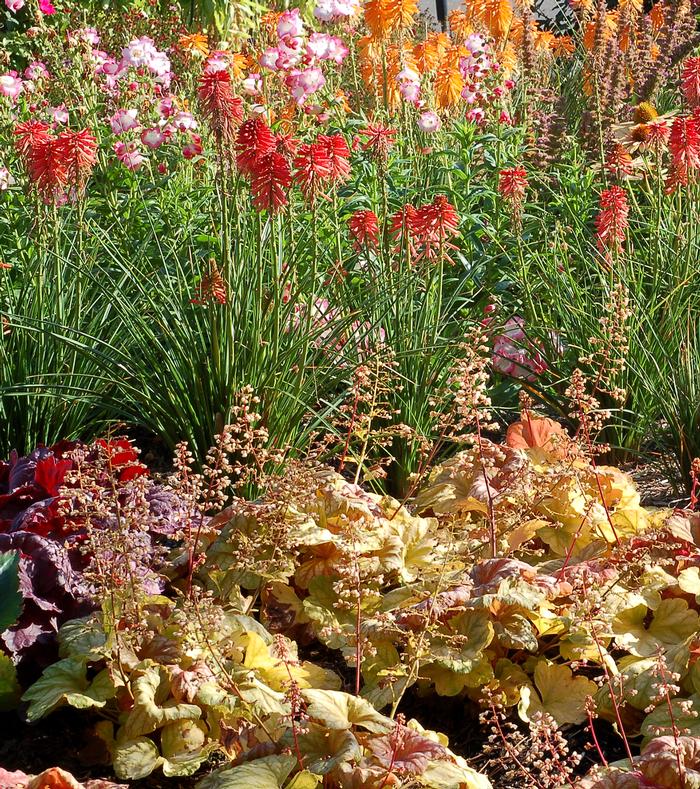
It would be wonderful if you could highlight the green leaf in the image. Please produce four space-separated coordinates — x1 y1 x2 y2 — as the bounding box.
122 665 203 739
161 719 213 777
113 735 163 780
286 771 322 789
0 652 20 711
0 551 22 633
22 658 115 721
58 615 107 659
302 689 392 733
419 759 493 789
196 754 297 789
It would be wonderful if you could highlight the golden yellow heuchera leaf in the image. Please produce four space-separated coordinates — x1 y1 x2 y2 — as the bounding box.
243 632 341 691
519 661 597 725
612 598 700 657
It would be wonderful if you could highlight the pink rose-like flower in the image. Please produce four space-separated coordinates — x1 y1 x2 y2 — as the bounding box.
110 108 139 135
141 127 165 149
242 72 262 96
417 110 441 133
171 111 197 132
286 67 325 104
38 0 56 14
182 137 203 159
306 33 349 64
277 8 304 39
492 317 548 382
0 73 23 101
203 51 231 74
24 61 49 80
260 48 280 71
0 167 15 191
114 141 145 170
5 0 25 12
122 36 158 68
49 104 69 124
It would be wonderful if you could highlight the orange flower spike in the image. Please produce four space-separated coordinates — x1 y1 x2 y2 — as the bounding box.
434 46 465 110
648 2 664 31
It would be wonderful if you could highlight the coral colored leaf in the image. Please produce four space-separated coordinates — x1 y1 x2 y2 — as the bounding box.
520 661 597 725
368 724 447 774
195 754 297 789
505 414 569 454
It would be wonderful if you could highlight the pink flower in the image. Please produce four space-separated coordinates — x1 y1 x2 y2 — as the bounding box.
158 97 175 119
49 105 69 124
114 141 145 170
5 0 25 12
242 72 262 96
313 0 359 21
466 107 485 124
286 67 325 104
0 73 23 101
24 61 48 80
121 36 158 68
492 317 548 381
171 111 198 132
306 33 349 64
260 48 281 71
182 137 203 159
141 127 165 149
0 167 15 190
204 51 231 74
277 8 304 39
110 108 139 135
417 110 441 133
38 0 56 14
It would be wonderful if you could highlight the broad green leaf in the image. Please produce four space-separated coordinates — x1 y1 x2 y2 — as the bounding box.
641 694 700 743
420 759 493 789
0 551 22 633
22 659 115 721
294 725 361 774
286 772 322 789
519 661 597 726
613 598 700 657
196 754 297 789
122 665 202 739
0 652 20 711
243 632 340 691
113 735 163 780
303 689 392 733
58 615 107 659
161 719 212 777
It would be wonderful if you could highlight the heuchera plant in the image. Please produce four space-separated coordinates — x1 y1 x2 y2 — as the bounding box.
0 438 187 678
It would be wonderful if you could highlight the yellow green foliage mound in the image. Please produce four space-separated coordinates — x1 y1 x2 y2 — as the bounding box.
15 414 700 788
